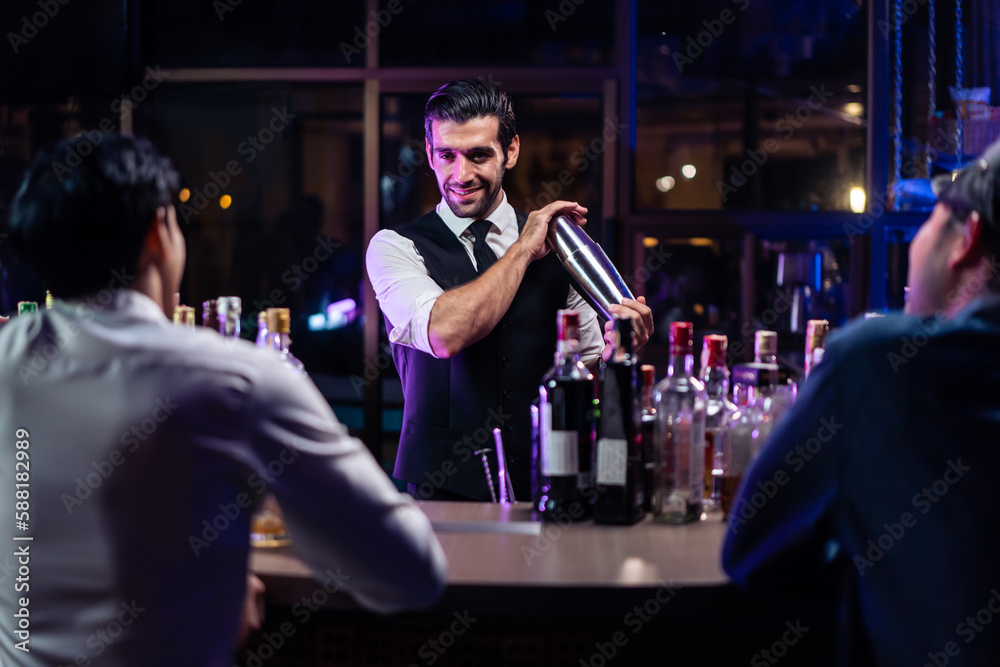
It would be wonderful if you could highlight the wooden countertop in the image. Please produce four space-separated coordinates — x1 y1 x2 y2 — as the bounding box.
251 501 730 609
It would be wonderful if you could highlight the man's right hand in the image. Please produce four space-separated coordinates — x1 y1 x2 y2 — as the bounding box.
516 200 589 262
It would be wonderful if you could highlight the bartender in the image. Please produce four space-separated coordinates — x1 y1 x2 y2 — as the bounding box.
366 78 653 501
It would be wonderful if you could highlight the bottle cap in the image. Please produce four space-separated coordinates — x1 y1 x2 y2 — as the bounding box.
18 301 38 315
258 311 268 327
806 320 830 350
702 334 728 368
754 330 777 358
556 309 580 342
640 364 656 388
173 305 195 327
217 296 242 316
669 321 693 356
45 291 54 309
273 308 291 334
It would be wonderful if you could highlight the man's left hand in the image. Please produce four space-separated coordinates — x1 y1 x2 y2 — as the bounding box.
602 297 653 361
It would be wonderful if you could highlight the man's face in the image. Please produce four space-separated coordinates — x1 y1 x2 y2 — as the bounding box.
426 116 519 220
906 202 962 315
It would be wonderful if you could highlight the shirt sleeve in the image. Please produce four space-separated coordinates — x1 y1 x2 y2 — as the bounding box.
721 342 844 598
366 229 444 357
247 356 448 613
568 286 604 366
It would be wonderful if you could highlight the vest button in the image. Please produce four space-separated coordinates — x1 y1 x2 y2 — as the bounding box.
502 390 511 400
504 423 514 432
501 357 510 367
501 323 509 333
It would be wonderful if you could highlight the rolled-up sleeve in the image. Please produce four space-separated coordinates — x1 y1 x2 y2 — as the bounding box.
247 355 449 613
366 229 444 357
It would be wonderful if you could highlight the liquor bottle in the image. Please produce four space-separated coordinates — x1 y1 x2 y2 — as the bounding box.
534 309 596 522
699 334 735 512
172 305 195 327
750 330 795 421
202 299 219 330
639 364 657 513
593 318 645 525
255 311 270 347
720 364 777 516
45 291 54 309
653 321 707 524
269 308 305 374
805 319 830 379
17 301 38 316
217 296 242 339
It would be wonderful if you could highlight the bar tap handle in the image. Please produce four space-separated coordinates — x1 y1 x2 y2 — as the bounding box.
473 448 498 503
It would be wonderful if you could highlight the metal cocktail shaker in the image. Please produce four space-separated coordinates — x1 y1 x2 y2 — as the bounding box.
547 215 635 320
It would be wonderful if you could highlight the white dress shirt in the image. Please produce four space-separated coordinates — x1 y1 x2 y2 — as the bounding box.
366 192 603 362
0 290 447 667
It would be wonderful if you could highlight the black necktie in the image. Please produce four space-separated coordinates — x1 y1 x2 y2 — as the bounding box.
469 219 498 275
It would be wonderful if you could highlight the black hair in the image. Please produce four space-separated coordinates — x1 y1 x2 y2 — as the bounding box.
424 78 517 158
9 134 179 299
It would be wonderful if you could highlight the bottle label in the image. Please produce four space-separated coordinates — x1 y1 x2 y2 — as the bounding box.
541 403 579 476
596 438 627 486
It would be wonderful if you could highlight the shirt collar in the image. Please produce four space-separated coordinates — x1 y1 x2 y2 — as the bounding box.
435 190 515 238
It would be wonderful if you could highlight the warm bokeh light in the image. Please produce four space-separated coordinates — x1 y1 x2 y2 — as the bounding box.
849 186 866 214
843 102 864 117
642 236 660 248
219 195 232 209
655 176 675 192
178 188 190 203
681 165 697 179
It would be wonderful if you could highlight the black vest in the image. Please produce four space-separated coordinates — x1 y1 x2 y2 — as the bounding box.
388 209 572 500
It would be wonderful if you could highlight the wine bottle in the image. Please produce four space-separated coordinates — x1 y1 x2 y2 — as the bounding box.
534 309 596 522
594 318 645 525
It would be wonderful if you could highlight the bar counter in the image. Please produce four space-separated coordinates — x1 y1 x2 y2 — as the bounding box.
243 502 835 666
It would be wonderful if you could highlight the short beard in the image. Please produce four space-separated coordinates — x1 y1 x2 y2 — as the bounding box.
445 164 506 219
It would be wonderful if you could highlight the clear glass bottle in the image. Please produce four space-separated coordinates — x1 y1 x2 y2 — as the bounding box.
805 319 830 379
202 299 219 331
639 364 657 513
699 334 736 512
653 321 707 524
753 329 795 423
217 296 242 339
533 309 596 522
45 291 54 309
720 364 777 517
255 310 270 348
593 317 645 525
269 308 305 374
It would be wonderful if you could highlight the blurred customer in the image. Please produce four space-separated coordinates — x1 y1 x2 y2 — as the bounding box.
723 137 1000 666
1 135 447 667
